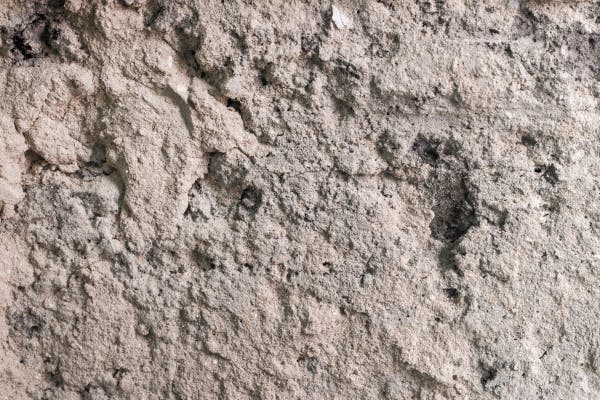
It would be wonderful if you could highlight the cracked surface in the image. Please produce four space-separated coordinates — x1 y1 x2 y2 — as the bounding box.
0 0 599 399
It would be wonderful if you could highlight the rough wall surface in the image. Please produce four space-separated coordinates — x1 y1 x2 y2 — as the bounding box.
0 0 599 399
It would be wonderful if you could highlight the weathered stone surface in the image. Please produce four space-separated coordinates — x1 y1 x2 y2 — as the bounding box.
0 1 599 399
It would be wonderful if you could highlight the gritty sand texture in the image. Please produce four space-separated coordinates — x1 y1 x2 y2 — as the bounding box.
0 0 599 399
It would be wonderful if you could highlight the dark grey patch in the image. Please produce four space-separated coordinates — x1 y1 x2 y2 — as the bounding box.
145 4 166 27
331 96 355 117
184 178 210 222
521 134 537 147
258 64 275 86
226 97 243 114
513 3 540 40
334 59 362 80
90 143 107 165
45 356 65 389
534 164 559 185
25 149 45 163
47 0 66 9
301 34 320 55
443 287 460 300
481 367 498 388
239 186 263 213
376 130 410 164
74 143 114 180
429 169 476 276
411 135 440 165
429 172 475 243
9 306 46 338
297 355 318 374
542 164 559 185
12 32 36 59
206 152 248 188
195 251 217 272
9 15 52 61
438 244 465 277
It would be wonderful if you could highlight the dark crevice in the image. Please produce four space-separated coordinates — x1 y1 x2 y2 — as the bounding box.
429 172 475 243
238 186 263 213
12 33 35 59
225 97 254 133
162 86 194 137
226 98 243 114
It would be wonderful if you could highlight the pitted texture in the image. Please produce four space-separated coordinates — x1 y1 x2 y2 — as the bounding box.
0 1 599 399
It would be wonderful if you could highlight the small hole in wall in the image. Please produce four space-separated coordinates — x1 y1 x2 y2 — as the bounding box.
239 186 263 212
443 287 460 299
533 164 559 185
260 74 269 86
25 149 44 163
259 67 273 86
226 98 242 113
411 135 440 165
286 270 298 283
